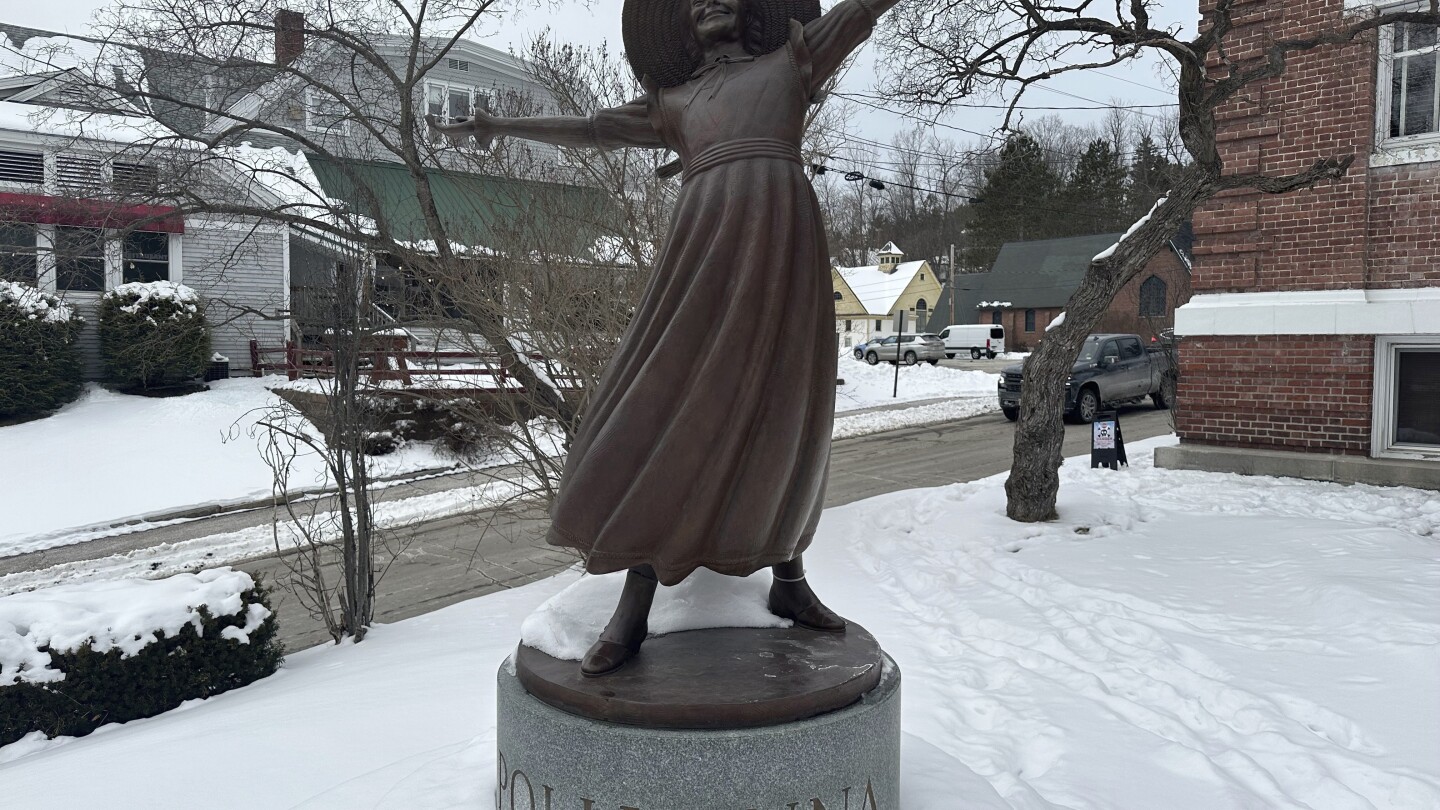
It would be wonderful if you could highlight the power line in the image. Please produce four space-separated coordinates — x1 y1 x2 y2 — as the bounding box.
829 93 1169 163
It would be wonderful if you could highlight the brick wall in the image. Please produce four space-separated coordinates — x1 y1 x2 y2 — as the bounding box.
1176 336 1374 455
1367 163 1440 288
1194 0 1440 293
1193 0 1376 295
1181 0 1440 457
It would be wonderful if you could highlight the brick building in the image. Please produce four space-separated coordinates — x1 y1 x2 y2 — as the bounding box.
929 229 1193 351
1155 0 1440 489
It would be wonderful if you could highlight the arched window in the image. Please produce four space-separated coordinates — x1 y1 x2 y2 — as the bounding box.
915 298 927 313
1025 309 1036 332
991 310 1002 325
1139 275 1167 317
833 290 843 301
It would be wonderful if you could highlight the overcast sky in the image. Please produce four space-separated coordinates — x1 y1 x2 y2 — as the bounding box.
7 0 1192 175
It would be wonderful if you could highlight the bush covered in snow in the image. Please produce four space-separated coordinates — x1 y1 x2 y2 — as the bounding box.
0 569 283 747
0 281 84 420
98 281 210 391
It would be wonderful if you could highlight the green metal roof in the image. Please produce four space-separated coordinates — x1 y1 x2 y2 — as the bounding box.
305 153 614 255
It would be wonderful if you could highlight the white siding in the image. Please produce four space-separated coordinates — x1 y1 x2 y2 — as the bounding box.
182 222 289 375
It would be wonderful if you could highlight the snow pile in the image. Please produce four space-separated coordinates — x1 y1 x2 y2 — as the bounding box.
977 300 1012 308
0 568 265 686
105 280 201 319
1045 310 1065 331
833 397 998 438
836 359 998 412
520 568 789 660
0 281 78 324
3 438 1438 808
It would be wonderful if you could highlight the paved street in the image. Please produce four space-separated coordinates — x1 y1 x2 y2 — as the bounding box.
4 402 1174 651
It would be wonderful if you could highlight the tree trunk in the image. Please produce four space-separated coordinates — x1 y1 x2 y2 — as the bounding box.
1005 173 1211 521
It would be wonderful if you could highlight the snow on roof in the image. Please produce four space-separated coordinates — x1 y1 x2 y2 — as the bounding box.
835 259 928 315
0 25 101 76
878 241 903 256
0 99 176 144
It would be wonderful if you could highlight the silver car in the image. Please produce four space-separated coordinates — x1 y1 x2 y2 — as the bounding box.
858 334 946 366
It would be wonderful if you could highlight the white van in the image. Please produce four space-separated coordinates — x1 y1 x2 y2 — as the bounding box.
936 324 1006 359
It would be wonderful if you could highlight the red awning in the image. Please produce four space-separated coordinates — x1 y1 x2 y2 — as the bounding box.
0 191 184 233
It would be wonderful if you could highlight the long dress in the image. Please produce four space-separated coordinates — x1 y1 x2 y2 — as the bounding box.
546 0 877 586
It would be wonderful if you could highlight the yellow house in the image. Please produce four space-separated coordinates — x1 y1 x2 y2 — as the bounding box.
831 242 943 350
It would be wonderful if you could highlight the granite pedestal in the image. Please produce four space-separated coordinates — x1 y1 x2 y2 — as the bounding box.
496 625 902 809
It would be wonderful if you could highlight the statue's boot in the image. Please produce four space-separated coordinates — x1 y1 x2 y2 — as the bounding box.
768 556 846 632
581 566 657 677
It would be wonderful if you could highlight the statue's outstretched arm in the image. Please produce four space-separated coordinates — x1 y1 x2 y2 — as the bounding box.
427 97 664 152
802 0 900 89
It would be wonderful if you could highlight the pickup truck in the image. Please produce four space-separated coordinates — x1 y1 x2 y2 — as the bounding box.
998 333 1176 423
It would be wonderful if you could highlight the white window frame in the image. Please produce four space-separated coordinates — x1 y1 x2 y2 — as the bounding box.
1371 334 1440 460
304 88 351 136
425 81 486 124
1374 10 1440 166
27 224 182 295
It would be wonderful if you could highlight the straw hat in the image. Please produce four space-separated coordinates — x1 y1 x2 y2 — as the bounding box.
622 0 821 88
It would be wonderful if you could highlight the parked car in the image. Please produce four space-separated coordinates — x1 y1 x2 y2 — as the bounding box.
997 333 1177 423
858 334 946 366
936 324 1006 359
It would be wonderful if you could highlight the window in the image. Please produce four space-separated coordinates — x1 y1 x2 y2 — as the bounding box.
305 88 350 134
1024 309 1036 332
1139 275 1167 317
0 149 44 185
990 327 1004 340
54 226 105 292
833 290 843 300
875 319 881 331
426 82 482 124
122 232 169 284
0 224 38 283
844 319 852 331
1387 21 1439 140
1373 336 1440 457
1119 337 1143 359
991 309 1002 325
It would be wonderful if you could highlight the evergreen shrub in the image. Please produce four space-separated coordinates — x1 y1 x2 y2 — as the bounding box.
98 281 210 391
0 281 84 420
0 578 283 748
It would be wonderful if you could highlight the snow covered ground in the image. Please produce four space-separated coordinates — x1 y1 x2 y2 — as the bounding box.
835 355 999 412
0 380 455 557
4 436 1437 809
2 367 1002 558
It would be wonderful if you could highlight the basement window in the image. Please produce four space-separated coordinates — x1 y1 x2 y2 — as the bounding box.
1372 335 1440 459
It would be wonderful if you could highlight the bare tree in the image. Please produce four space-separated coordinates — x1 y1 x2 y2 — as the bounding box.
879 0 1440 521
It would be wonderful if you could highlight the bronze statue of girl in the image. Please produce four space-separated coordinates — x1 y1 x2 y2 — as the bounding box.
431 0 899 676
